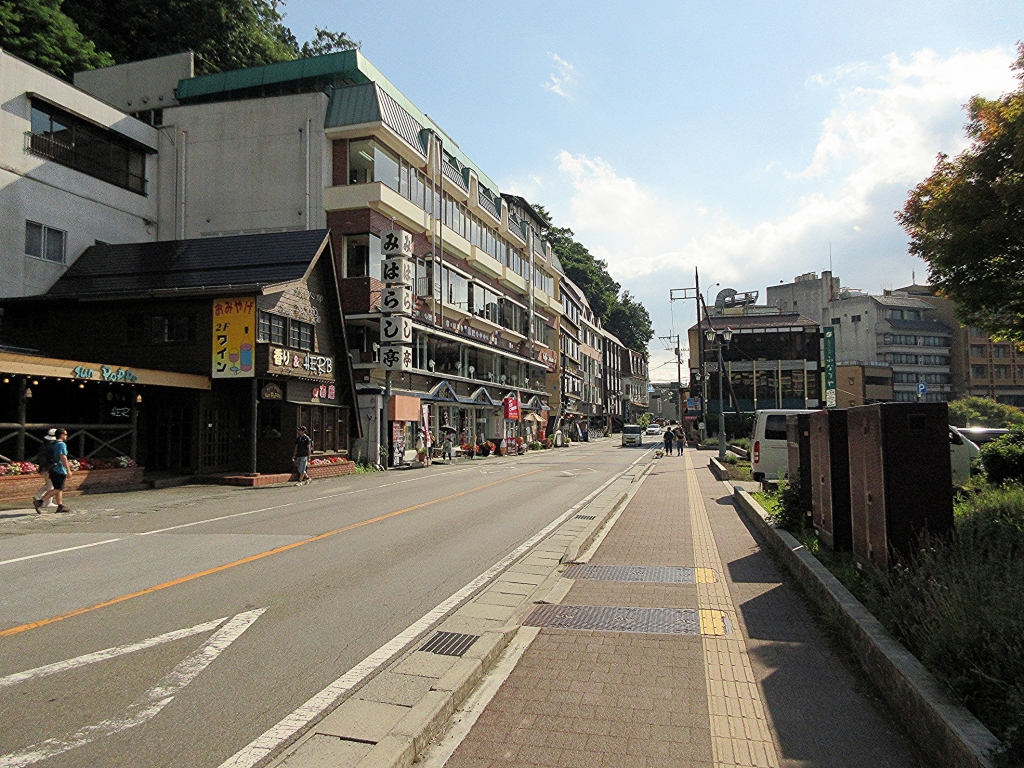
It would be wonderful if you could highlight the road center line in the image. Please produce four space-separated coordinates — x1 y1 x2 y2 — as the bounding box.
0 468 546 638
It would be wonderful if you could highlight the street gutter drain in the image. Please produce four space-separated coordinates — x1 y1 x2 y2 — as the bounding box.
575 515 596 521
525 604 703 635
420 631 480 657
562 564 698 583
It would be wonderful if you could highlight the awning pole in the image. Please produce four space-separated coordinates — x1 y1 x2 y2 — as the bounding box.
16 377 26 461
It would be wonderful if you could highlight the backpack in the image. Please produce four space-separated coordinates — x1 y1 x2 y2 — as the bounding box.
35 441 54 472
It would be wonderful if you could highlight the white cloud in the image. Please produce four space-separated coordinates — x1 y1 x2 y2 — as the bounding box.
525 47 1017 360
542 53 575 97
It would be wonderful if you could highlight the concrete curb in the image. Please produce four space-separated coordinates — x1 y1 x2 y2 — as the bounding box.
709 456 730 480
732 486 1001 768
271 451 658 768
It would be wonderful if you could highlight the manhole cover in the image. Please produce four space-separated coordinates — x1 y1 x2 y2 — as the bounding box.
562 564 699 583
524 604 701 635
419 631 479 657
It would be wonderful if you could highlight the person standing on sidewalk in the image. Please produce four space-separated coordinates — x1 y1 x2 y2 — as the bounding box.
292 426 312 485
32 428 58 511
441 432 454 464
38 429 71 513
663 426 675 456
673 423 686 455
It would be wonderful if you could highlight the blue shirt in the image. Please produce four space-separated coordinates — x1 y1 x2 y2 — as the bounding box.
49 441 68 475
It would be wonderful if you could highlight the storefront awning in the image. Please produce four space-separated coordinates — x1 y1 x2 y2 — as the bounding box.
0 351 211 390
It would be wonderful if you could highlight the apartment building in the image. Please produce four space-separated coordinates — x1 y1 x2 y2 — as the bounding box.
579 304 606 434
767 272 954 403
0 50 161 298
603 329 626 430
623 348 650 423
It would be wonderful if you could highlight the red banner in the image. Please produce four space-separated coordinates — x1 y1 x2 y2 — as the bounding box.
503 396 521 420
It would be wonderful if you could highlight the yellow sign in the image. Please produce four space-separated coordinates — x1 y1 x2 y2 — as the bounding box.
212 298 256 378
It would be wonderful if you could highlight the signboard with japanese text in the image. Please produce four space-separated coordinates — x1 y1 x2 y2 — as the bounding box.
381 228 414 257
286 379 337 405
267 347 335 382
503 395 521 421
823 326 837 408
381 316 413 345
380 345 412 372
381 285 413 315
421 404 432 448
381 257 414 286
212 298 256 378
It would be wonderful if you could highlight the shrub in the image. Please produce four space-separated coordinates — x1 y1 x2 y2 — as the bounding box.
762 477 805 531
980 427 1024 484
949 396 1024 429
876 485 1024 764
722 453 738 465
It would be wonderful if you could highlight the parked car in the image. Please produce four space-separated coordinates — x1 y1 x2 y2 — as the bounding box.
952 426 1009 446
751 408 816 481
949 427 981 486
622 424 643 447
646 425 662 435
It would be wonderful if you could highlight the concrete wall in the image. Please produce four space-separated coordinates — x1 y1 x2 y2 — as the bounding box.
766 271 839 325
157 92 330 239
74 52 193 113
0 51 159 297
829 295 878 364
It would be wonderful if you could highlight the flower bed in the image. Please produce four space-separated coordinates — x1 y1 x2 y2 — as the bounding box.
304 458 356 479
0 460 144 504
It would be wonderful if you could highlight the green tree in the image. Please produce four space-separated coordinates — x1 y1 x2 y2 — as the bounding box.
898 44 1024 343
60 0 356 75
948 396 1024 428
0 0 113 80
532 204 654 355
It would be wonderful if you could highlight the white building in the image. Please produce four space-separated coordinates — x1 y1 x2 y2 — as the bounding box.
0 50 159 297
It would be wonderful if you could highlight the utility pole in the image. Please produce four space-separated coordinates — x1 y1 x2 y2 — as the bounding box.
669 282 700 439
657 334 684 423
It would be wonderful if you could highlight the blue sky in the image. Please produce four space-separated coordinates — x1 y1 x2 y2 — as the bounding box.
285 1 1023 379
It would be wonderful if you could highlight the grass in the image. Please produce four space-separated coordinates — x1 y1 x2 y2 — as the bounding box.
757 480 1024 765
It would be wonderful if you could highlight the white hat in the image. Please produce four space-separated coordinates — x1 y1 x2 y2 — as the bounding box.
44 428 57 442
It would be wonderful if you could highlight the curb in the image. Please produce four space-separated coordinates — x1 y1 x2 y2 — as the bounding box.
270 450 657 768
732 486 1001 768
708 456 730 480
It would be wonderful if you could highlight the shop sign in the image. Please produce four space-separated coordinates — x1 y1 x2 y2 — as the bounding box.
261 382 283 401
381 285 413 315
310 383 336 402
381 315 413 345
390 421 406 467
72 365 139 383
381 228 414 258
421 404 431 447
212 298 256 379
823 326 837 408
286 379 338 404
268 347 335 381
381 257 414 286
535 347 557 370
380 345 412 372
503 395 521 421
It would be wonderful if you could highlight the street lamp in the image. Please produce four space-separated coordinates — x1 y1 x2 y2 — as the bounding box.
705 326 733 461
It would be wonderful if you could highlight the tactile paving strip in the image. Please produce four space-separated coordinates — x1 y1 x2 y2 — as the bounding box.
524 604 703 635
563 564 697 583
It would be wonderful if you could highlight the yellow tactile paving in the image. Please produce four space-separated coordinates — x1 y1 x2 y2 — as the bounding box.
696 567 717 583
684 451 781 768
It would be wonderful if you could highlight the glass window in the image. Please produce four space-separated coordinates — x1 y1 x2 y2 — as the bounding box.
886 309 903 320
343 234 382 280
971 365 988 378
44 227 65 263
348 138 400 191
25 221 43 258
905 309 921 320
995 365 1010 379
257 311 271 342
270 315 286 345
993 345 1010 358
971 345 987 357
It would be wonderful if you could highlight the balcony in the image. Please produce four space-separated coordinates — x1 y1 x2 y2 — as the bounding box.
324 182 430 234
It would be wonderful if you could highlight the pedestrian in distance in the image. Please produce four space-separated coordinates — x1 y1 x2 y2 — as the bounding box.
441 432 454 464
293 425 312 485
32 428 58 511
673 424 686 455
663 427 675 456
38 428 71 513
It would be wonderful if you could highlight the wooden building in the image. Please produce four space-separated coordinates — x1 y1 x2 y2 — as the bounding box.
0 229 359 475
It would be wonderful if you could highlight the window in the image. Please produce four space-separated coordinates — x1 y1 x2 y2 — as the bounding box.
343 234 382 279
288 319 313 351
764 415 788 441
886 353 918 364
864 375 890 386
884 334 917 346
886 309 903 320
25 221 66 264
920 336 949 347
971 365 988 379
993 345 1011 359
995 365 1011 379
257 311 271 342
920 354 949 366
347 138 400 192
905 309 921 320
830 317 841 325
28 99 147 194
126 314 195 344
971 345 987 357
893 372 918 384
851 314 861 323
969 327 987 338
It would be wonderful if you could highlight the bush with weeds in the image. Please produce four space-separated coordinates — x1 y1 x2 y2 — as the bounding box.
758 478 805 531
874 485 1024 764
980 427 1024 485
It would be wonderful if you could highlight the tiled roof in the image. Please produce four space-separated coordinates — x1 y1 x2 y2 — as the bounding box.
887 319 952 333
872 295 934 309
45 230 330 299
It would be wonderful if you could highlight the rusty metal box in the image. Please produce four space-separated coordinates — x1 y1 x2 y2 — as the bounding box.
847 403 953 569
810 409 851 551
786 412 812 517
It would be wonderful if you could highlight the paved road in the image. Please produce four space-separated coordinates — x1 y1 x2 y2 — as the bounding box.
0 441 646 768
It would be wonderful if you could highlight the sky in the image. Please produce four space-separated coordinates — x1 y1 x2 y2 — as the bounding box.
284 0 1024 382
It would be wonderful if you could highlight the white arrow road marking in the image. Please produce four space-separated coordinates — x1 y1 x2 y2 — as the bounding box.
0 609 265 767
0 616 230 690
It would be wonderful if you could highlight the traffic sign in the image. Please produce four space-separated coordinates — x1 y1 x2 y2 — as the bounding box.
917 382 928 396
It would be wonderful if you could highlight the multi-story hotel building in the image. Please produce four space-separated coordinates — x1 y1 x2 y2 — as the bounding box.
72 49 562 462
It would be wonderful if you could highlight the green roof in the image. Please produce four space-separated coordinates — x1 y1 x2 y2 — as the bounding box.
175 50 500 194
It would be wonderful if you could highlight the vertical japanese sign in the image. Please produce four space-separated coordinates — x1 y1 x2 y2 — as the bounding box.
823 326 837 408
503 394 521 420
213 298 256 378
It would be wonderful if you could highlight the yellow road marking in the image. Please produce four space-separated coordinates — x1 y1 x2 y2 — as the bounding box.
1 467 546 638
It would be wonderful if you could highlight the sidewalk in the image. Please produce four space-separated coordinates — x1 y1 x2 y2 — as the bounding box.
436 451 925 767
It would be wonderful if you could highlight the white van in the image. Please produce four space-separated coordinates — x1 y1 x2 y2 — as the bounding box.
949 427 981 486
621 424 643 447
751 409 816 481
